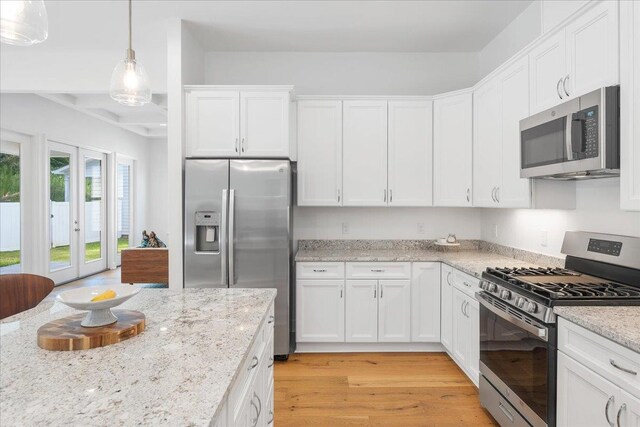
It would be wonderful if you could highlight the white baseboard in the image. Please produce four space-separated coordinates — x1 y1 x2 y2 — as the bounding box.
295 342 445 353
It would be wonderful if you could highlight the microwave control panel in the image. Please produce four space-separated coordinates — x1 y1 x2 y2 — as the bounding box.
577 106 599 159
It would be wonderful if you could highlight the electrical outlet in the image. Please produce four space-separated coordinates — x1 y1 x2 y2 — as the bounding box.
342 222 350 235
493 224 498 238
417 223 425 234
540 230 548 247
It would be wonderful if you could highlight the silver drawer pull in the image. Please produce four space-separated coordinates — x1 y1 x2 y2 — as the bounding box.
268 410 274 425
371 269 385 273
463 281 471 288
313 269 327 272
498 402 514 423
248 355 259 370
610 359 638 375
617 403 626 427
268 315 275 324
268 356 274 368
605 395 615 427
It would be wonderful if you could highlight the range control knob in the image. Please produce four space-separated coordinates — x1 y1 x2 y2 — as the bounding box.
499 289 512 300
488 283 498 293
480 281 488 291
515 297 525 308
526 301 538 314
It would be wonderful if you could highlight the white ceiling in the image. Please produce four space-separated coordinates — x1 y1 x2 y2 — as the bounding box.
39 93 168 138
27 0 532 53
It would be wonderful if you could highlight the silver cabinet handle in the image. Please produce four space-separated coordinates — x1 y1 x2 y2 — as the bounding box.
383 189 387 202
235 138 239 153
617 403 626 427
610 359 638 375
340 288 343 298
605 395 615 427
557 77 564 99
248 355 259 371
446 271 452 286
254 392 262 425
466 188 470 203
498 402 515 423
313 269 327 272
337 188 341 203
268 356 274 368
371 269 385 273
74 228 80 232
495 186 500 203
563 74 570 97
380 286 383 298
389 189 393 203
374 288 377 298
268 315 274 324
491 187 496 202
461 300 466 316
221 189 229 285
250 399 259 427
241 138 246 153
268 410 274 425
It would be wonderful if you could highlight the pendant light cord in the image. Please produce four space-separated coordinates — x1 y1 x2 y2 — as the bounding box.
128 0 132 53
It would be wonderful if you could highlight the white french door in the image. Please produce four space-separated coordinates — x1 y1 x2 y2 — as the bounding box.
115 156 134 266
48 142 107 284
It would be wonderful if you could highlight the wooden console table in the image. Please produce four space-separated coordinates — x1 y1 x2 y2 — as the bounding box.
121 248 168 284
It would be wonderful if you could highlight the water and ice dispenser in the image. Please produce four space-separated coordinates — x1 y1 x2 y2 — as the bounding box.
194 211 219 252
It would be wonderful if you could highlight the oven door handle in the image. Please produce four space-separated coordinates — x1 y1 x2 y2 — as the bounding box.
477 293 548 342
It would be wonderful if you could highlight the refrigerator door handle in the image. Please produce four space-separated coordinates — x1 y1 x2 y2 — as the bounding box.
228 189 236 285
220 189 229 285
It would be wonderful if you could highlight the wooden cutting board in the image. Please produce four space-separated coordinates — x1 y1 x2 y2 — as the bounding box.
37 310 145 351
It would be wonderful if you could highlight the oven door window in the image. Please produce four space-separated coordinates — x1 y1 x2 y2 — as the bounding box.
480 304 549 422
521 116 567 169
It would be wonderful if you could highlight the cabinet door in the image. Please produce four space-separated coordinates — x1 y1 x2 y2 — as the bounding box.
472 79 501 207
345 280 378 342
240 91 290 158
342 101 388 206
387 101 433 206
185 90 240 157
378 280 411 342
433 92 473 206
529 30 566 113
465 298 480 385
620 389 640 427
565 1 619 98
451 288 468 365
297 100 342 206
498 55 531 208
620 0 640 211
440 264 454 352
411 262 441 342
557 351 620 427
296 279 345 342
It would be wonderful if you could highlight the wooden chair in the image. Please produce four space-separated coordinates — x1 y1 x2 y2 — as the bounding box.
0 274 54 319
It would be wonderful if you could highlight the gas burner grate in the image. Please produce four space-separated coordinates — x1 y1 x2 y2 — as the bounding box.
531 281 640 299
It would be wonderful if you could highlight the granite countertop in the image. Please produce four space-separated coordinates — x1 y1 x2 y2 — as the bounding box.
554 306 640 353
0 288 276 426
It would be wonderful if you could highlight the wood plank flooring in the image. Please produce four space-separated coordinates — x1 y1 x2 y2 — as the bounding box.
274 352 497 427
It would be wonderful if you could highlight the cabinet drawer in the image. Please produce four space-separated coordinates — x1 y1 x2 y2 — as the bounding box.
228 322 266 421
346 262 411 279
296 262 345 279
559 318 640 399
452 268 480 298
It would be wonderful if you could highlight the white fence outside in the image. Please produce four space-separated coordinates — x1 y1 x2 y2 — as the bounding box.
0 201 130 251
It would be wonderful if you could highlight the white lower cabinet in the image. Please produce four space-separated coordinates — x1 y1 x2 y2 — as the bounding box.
345 279 379 342
296 279 345 342
450 287 480 385
378 280 411 342
440 264 454 352
411 262 441 342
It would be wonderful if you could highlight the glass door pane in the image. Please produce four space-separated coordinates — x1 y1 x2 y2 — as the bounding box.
79 149 107 276
0 141 21 273
116 158 134 265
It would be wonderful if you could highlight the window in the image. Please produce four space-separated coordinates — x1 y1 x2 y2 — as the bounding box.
0 141 21 273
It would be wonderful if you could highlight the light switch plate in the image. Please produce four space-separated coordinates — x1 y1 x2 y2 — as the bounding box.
540 230 548 247
417 223 425 234
342 222 350 235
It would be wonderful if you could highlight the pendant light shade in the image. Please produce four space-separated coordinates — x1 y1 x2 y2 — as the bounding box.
0 0 48 46
109 0 151 106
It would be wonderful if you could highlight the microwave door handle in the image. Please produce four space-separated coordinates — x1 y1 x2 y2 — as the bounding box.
565 115 574 161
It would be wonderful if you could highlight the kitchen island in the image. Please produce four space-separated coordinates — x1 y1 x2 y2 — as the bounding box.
0 288 276 426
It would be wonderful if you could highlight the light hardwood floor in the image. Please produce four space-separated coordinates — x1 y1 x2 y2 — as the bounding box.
274 352 497 427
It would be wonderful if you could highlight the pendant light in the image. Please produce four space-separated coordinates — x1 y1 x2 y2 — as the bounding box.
109 0 151 106
0 0 48 46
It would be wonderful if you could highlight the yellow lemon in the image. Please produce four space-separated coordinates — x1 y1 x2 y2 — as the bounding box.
91 289 117 302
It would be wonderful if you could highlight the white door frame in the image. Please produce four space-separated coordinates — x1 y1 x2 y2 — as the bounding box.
78 148 107 277
115 155 135 266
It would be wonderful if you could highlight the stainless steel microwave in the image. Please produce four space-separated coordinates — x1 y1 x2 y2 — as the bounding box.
519 86 619 179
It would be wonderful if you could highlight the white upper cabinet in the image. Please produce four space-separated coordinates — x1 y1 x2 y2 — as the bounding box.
342 101 388 206
497 56 531 208
621 0 640 211
387 101 433 206
433 91 473 206
378 280 411 342
185 90 240 157
185 87 291 159
473 79 501 207
530 1 619 114
240 91 290 157
529 31 567 113
297 100 343 206
565 1 619 98
411 263 440 343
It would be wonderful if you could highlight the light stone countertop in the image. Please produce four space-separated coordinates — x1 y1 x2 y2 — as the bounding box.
0 288 276 426
554 306 640 353
295 248 554 278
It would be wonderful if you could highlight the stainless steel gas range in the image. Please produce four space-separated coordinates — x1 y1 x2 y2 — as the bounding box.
478 231 640 427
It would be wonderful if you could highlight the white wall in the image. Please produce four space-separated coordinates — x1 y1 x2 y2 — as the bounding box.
145 138 168 241
295 207 482 240
478 1 542 79
0 93 164 261
481 179 640 258
204 52 479 95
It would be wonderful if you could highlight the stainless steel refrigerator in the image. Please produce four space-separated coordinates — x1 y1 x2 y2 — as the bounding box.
184 159 293 357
